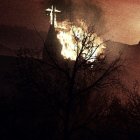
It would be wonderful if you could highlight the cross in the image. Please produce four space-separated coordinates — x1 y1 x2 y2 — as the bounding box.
45 5 61 27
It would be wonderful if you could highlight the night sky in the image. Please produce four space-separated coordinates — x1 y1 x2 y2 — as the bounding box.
0 0 139 44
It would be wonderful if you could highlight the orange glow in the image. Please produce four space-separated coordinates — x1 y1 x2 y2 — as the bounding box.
55 20 106 62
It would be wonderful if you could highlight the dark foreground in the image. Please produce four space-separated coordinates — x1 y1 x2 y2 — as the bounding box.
0 55 140 140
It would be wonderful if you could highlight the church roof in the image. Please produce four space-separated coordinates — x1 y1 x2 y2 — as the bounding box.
43 25 63 63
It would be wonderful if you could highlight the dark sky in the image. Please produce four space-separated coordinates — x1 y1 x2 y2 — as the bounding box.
0 0 139 44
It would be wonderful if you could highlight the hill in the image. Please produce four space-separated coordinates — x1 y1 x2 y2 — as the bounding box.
0 25 47 57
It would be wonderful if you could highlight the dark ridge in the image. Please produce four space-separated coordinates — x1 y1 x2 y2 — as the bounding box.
0 25 46 51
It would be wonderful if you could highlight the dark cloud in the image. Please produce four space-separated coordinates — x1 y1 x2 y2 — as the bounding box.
71 0 104 27
45 0 105 33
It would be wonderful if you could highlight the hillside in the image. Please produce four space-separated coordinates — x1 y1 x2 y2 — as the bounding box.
0 25 46 57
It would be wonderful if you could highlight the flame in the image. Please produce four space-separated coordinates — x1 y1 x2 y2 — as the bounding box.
55 20 106 62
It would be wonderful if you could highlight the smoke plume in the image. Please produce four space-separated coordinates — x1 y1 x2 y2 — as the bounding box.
44 0 106 33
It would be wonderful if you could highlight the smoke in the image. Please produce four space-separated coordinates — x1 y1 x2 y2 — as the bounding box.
72 0 106 34
44 0 106 34
72 1 102 22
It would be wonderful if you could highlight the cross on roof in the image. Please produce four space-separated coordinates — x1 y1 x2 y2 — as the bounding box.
45 5 61 27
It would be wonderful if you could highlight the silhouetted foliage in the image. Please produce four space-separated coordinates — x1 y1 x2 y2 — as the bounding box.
1 27 139 140
13 26 129 140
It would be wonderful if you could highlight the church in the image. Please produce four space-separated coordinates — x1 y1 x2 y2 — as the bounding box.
43 5 63 65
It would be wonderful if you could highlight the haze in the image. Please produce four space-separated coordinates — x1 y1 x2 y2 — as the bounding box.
0 0 139 44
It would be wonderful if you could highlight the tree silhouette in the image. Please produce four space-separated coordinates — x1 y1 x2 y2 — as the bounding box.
125 81 140 138
16 27 124 140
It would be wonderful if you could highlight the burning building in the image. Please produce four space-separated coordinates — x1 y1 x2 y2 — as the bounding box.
43 5 63 64
43 5 106 65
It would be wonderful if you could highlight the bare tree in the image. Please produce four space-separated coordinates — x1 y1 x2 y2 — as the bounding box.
125 81 140 134
44 27 124 139
16 26 124 140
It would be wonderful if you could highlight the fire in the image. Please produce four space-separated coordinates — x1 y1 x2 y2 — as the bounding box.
55 20 106 62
